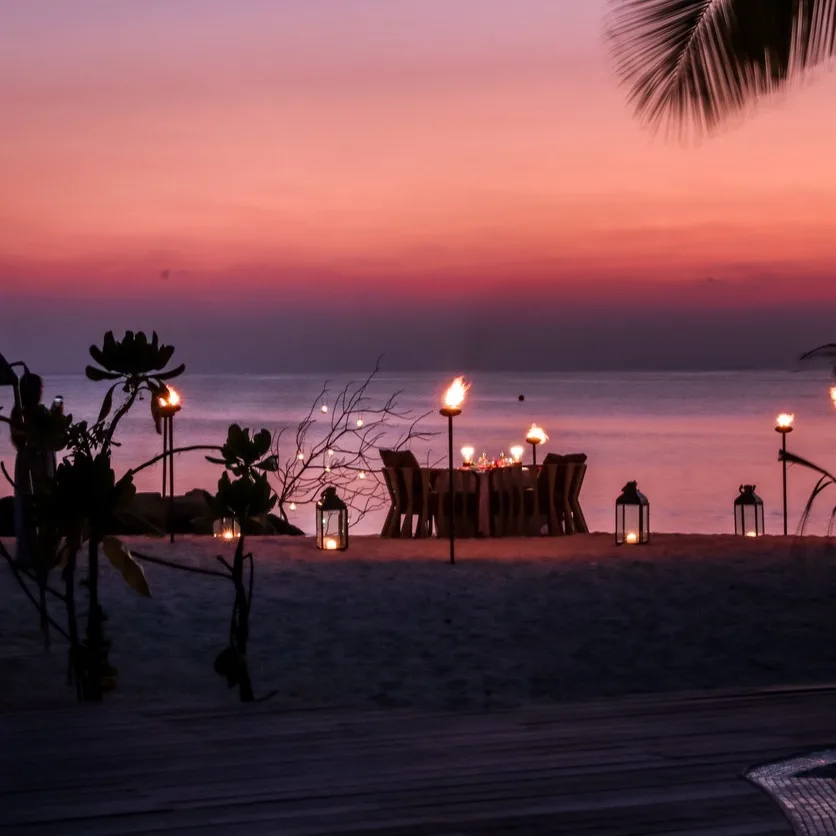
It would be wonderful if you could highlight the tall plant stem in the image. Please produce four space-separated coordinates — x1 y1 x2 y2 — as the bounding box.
126 445 223 479
85 535 103 701
231 532 254 702
64 544 82 697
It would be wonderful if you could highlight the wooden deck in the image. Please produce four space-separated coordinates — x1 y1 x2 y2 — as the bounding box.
2 685 836 835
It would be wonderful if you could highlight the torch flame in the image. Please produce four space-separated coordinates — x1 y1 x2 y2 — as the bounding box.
159 386 180 408
830 386 836 407
776 413 794 429
443 376 470 410
526 424 548 445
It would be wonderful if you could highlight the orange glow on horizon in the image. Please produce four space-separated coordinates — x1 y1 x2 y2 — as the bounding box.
4 2 836 306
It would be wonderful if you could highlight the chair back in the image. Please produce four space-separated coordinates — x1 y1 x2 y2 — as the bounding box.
379 449 424 499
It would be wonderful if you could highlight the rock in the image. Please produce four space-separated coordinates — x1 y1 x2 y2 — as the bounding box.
0 489 305 537
266 514 305 536
111 492 167 535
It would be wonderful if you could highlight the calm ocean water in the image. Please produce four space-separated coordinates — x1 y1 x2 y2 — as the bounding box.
2 370 836 537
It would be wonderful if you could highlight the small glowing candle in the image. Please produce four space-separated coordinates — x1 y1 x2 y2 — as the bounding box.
320 404 328 413
625 531 638 544
297 452 304 461
289 502 296 511
213 519 240 540
461 445 475 465
830 386 836 407
325 538 338 550
358 470 366 479
745 530 757 538
356 417 364 427
510 445 524 463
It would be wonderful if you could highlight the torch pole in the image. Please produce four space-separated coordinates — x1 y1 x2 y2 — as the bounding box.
447 414 455 565
168 414 175 544
162 418 168 497
530 442 537 469
781 432 788 537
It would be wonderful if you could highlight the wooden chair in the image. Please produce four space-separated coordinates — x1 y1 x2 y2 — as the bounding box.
568 463 589 534
379 450 433 538
380 467 400 537
490 466 537 536
433 469 479 539
516 463 558 535
541 453 588 535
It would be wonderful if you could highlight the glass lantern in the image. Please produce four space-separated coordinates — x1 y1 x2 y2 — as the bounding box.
213 518 240 541
615 481 650 545
734 484 764 537
316 486 349 551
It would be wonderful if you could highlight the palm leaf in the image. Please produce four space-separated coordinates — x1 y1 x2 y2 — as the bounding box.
799 342 836 362
607 0 836 138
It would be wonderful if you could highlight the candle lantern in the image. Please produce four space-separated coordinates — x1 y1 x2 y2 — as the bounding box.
213 518 240 541
615 481 650 545
316 486 349 551
734 484 764 537
460 446 475 467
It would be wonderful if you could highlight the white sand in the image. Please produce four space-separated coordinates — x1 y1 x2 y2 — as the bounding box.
1 534 834 710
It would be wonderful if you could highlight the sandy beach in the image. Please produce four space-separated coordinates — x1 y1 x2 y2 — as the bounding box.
1 534 834 711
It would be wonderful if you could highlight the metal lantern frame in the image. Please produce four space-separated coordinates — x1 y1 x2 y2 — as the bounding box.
615 480 650 545
316 486 349 551
734 484 765 537
213 518 241 541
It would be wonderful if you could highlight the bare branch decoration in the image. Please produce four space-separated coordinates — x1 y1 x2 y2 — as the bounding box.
271 359 439 526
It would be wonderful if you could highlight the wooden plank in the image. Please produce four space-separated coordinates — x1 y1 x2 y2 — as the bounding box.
6 686 835 834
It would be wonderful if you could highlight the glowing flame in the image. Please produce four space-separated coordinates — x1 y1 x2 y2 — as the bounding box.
776 413 794 430
443 376 470 410
213 520 239 540
745 530 757 538
526 424 548 445
320 403 328 413
830 386 836 407
358 470 366 479
327 449 334 456
297 452 304 461
510 445 524 463
325 538 338 550
356 417 364 427
625 531 638 544
159 386 181 409
460 446 475 464
289 502 296 511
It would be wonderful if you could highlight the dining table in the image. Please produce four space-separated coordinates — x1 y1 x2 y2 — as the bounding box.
461 463 537 536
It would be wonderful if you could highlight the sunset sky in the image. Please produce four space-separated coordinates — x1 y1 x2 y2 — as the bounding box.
3 0 836 371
